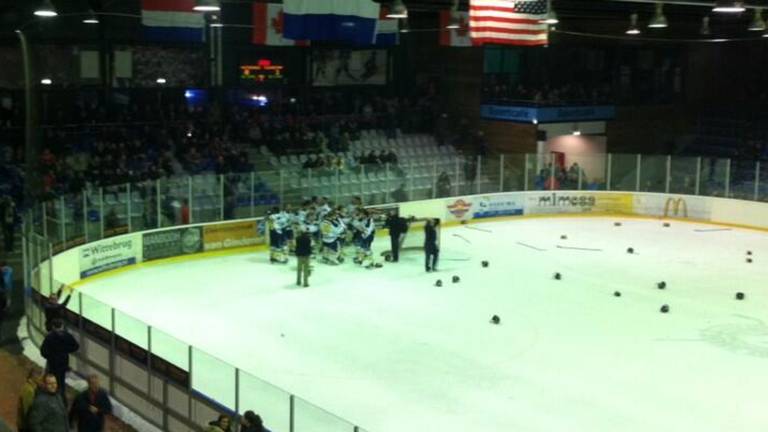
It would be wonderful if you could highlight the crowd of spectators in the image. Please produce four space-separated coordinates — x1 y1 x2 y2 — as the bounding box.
482 77 612 105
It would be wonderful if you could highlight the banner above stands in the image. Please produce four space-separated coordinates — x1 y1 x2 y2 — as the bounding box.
480 104 616 124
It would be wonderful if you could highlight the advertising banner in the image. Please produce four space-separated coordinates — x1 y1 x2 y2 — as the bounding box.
142 227 202 262
525 192 634 215
633 194 711 220
471 195 524 219
203 221 262 251
79 235 140 278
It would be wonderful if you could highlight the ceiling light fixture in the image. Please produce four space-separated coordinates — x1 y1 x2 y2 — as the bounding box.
700 16 711 35
540 0 559 25
193 0 220 12
648 2 668 28
209 14 223 27
33 0 58 17
446 0 460 29
387 0 408 19
626 13 641 35
748 8 766 31
82 9 99 24
712 1 745 13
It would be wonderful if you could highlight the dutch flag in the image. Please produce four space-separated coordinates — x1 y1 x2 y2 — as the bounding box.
141 0 205 43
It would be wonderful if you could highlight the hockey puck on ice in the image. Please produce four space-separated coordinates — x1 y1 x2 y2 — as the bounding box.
663 222 671 227
452 275 460 283
384 254 393 262
627 247 635 254
614 222 622 227
553 272 562 280
490 315 501 325
435 280 443 287
660 304 670 313
481 260 489 268
560 234 568 240
614 291 622 297
747 250 753 256
657 281 666 290
746 258 753 263
736 292 745 300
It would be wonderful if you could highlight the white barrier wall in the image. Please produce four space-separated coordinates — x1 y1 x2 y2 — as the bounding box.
400 191 768 231
45 192 768 292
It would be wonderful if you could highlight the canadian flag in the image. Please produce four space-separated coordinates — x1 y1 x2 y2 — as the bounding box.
252 3 308 46
439 10 471 47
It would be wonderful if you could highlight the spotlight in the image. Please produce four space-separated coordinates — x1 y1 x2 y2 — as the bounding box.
193 0 221 12
748 8 766 31
40 78 52 85
626 13 641 35
82 9 99 24
156 78 167 84
387 0 408 19
34 0 58 17
648 2 668 28
713 1 745 13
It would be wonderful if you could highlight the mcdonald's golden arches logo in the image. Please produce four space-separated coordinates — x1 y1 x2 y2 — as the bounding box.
664 198 688 218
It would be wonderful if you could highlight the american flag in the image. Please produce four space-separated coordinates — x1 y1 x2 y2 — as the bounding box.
469 0 549 46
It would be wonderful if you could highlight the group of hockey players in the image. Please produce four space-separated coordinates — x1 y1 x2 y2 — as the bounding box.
266 196 380 270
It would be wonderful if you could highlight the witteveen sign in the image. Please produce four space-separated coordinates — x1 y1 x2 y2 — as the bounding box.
79 236 140 278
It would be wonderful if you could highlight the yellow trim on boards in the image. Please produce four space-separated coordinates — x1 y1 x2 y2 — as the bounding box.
71 211 768 289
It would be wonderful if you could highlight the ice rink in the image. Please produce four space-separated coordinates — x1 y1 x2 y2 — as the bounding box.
74 216 768 432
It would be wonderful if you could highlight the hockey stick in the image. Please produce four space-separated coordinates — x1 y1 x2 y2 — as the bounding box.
694 228 732 233
465 225 492 233
556 245 603 252
516 242 545 251
452 234 472 244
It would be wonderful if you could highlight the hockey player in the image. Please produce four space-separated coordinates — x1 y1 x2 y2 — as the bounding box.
353 209 377 268
283 204 296 254
267 207 288 263
320 210 345 264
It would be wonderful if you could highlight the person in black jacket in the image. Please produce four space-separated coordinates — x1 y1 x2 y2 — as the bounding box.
44 285 72 331
295 229 313 287
69 375 112 432
384 212 409 262
240 410 267 432
40 319 80 402
424 218 440 272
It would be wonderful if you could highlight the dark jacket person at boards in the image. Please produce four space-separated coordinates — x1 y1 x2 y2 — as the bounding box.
384 212 409 262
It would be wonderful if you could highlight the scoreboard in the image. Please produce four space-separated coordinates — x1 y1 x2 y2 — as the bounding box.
240 59 284 83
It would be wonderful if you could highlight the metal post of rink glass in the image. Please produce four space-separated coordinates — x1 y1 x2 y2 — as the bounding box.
755 161 761 201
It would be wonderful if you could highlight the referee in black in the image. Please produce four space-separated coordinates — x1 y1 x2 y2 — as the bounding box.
424 218 440 272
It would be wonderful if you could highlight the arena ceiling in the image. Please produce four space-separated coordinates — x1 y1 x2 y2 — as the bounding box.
1 0 766 40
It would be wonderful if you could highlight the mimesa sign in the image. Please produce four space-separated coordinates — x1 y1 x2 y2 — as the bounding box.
537 193 597 207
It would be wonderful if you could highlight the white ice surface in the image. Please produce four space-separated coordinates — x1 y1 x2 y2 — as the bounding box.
75 217 768 432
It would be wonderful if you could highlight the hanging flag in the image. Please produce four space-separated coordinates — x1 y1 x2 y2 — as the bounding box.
439 10 471 46
141 0 205 43
283 0 380 45
469 0 549 46
374 7 399 46
252 3 309 46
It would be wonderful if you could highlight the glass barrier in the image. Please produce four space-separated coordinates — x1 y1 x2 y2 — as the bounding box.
638 155 667 193
84 187 103 241
730 159 758 200
80 292 113 330
63 193 86 247
293 396 356 432
114 308 149 350
700 157 729 197
239 371 291 432
609 153 639 191
760 161 768 202
669 156 699 195
191 347 236 410
479 154 502 195
500 154 526 192
150 327 190 371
